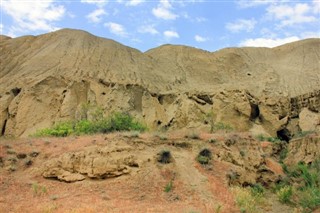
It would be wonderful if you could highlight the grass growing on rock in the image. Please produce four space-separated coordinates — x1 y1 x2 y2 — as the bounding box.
276 159 320 211
34 112 147 137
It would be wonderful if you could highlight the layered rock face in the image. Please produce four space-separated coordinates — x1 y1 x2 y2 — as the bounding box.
0 29 319 137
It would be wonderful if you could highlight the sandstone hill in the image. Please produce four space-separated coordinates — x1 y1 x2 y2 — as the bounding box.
0 29 319 137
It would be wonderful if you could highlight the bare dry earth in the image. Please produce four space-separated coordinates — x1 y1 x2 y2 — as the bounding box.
2 131 318 213
0 29 319 137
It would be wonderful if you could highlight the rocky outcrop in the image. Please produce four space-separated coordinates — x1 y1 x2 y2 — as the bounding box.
42 145 140 182
0 29 319 137
216 135 285 186
285 135 320 166
299 108 320 132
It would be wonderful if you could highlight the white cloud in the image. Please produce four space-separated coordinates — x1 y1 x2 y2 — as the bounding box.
126 0 144 6
239 36 300 48
226 18 257 33
152 0 178 20
236 0 271 8
0 24 3 34
266 3 317 27
138 25 159 35
195 17 207 23
300 31 320 39
313 0 320 14
86 8 107 23
164 30 179 39
104 22 127 37
194 35 207 42
80 0 107 7
2 0 65 34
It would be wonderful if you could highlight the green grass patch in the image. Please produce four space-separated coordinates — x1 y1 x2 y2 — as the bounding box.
279 160 320 211
34 112 147 137
164 181 173 192
256 134 281 143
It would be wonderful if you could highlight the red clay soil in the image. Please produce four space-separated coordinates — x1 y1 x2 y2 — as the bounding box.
0 133 240 213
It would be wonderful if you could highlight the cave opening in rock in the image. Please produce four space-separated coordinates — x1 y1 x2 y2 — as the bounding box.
250 103 260 121
11 87 21 96
277 128 291 142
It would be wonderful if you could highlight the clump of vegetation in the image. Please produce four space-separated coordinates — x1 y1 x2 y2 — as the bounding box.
213 122 233 132
157 150 173 164
256 134 281 143
231 186 266 213
276 160 320 211
197 148 212 165
32 182 48 196
250 183 265 196
34 110 147 137
276 185 293 203
164 180 173 192
208 138 217 144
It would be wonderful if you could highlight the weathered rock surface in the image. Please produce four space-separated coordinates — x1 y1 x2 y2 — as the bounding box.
0 29 319 137
42 145 140 182
299 108 320 132
217 135 285 186
285 135 320 166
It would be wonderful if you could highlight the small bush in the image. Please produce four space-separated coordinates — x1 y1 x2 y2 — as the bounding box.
32 182 48 196
250 183 265 196
298 187 320 211
208 138 217 144
35 122 74 137
157 150 172 164
231 186 265 213
276 186 293 203
197 148 212 165
34 112 146 137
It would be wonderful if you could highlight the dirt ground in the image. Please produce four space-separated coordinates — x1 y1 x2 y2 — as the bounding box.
0 131 301 213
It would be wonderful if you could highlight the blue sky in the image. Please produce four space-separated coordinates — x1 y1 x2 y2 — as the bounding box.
1 0 319 52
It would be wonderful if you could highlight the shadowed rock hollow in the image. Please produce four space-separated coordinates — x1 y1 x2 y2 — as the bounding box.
0 29 319 137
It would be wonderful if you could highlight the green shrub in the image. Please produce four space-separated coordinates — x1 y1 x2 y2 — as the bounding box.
197 155 210 164
298 187 320 211
74 120 95 134
251 183 265 196
197 148 212 165
34 112 146 137
276 186 293 203
35 121 74 137
231 186 265 213
108 112 146 132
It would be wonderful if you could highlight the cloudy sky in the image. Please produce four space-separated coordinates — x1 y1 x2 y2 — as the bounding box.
1 0 319 51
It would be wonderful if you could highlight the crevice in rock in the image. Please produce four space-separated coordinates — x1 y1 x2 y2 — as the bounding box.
1 119 7 136
196 95 213 105
157 95 164 105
